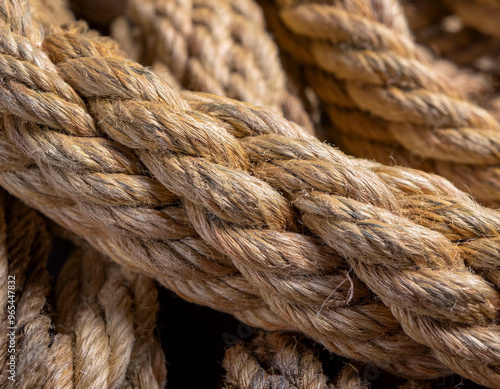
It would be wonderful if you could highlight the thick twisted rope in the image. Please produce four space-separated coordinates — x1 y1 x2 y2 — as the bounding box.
0 190 166 388
264 0 500 206
111 0 312 132
55 244 167 389
0 190 54 387
1 0 500 385
223 332 366 389
222 331 463 389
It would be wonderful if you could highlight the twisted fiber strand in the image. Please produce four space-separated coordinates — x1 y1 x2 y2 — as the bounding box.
0 190 55 388
222 332 365 389
2 2 500 383
223 331 462 389
112 0 312 132
55 244 167 389
267 0 500 205
0 190 167 388
43 26 500 385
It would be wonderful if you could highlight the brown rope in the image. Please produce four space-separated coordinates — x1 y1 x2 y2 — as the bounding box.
264 0 500 206
0 190 166 388
0 0 500 385
111 0 313 132
222 332 461 389
222 332 365 389
55 244 167 388
0 190 54 387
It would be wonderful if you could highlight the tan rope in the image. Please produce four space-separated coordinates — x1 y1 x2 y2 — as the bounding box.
55 245 167 388
264 0 500 206
222 332 365 389
111 0 313 132
0 0 500 385
0 190 166 388
0 190 54 388
222 332 461 389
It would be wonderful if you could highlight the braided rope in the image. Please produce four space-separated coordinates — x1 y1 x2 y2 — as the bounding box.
0 0 500 385
264 0 500 206
111 0 313 132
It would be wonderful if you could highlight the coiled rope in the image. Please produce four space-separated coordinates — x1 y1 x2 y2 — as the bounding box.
0 191 166 388
0 0 499 386
263 0 500 206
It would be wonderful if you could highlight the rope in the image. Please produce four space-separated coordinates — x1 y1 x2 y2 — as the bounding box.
222 331 460 389
111 0 313 132
0 190 166 388
0 0 499 386
56 245 167 388
0 0 499 385
222 332 366 389
264 0 500 206
0 190 53 387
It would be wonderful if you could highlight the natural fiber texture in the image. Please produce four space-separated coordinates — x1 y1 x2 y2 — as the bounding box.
222 332 367 389
0 190 166 388
263 0 500 206
111 0 313 132
0 0 500 386
55 244 167 389
0 190 54 388
222 332 463 389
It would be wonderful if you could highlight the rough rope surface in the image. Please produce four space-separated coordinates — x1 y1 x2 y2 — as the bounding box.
222 331 464 389
223 332 367 389
263 0 500 206
111 0 313 132
0 190 54 388
0 0 499 386
0 190 166 388
55 244 167 389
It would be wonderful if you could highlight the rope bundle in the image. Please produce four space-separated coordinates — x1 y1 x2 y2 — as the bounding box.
0 191 166 388
111 0 313 131
0 0 499 387
261 0 500 206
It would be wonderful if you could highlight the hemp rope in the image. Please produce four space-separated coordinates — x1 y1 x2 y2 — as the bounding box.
55 244 167 389
111 0 313 132
402 1 500 125
222 331 462 389
0 190 166 388
0 190 54 388
222 332 368 389
263 0 500 206
1 0 500 386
